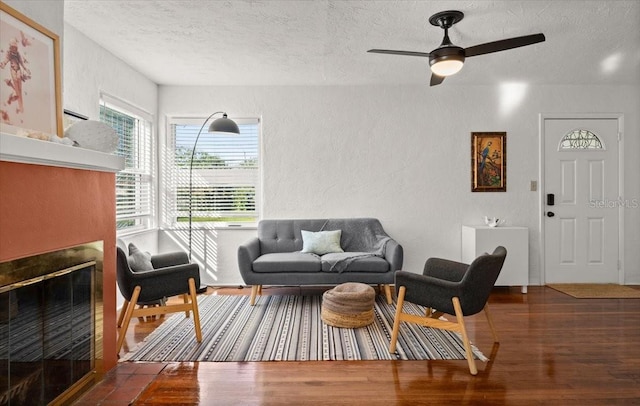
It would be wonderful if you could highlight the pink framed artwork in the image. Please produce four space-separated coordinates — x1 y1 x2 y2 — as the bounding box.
0 2 62 138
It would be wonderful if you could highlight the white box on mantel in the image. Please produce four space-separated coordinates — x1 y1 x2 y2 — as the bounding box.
461 225 529 293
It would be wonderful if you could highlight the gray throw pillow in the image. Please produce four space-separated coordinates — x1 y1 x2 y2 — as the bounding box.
128 243 153 271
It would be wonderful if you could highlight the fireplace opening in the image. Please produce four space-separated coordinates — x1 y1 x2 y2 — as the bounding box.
0 242 103 406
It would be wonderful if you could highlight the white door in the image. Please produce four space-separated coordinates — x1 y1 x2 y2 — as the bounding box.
543 117 620 283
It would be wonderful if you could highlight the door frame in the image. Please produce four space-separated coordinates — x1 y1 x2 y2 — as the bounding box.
538 113 625 285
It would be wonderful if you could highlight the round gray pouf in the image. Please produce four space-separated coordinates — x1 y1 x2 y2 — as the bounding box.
321 282 376 328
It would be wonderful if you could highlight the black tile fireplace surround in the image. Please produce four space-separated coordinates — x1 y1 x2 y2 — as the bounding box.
0 242 103 406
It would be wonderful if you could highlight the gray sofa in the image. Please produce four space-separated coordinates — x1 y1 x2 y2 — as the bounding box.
237 218 403 305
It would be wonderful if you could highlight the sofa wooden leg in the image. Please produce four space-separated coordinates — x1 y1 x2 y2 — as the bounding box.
384 284 393 304
250 285 259 306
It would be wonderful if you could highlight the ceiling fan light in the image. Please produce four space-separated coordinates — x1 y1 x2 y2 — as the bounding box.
429 46 466 77
430 59 464 76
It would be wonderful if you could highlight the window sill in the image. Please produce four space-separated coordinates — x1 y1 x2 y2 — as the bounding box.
117 227 158 238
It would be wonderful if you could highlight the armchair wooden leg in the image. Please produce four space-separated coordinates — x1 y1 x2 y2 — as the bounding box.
383 284 393 304
188 278 202 342
117 286 141 355
483 303 499 342
117 299 129 328
389 286 406 353
137 304 146 322
452 297 477 375
183 293 191 318
250 285 260 306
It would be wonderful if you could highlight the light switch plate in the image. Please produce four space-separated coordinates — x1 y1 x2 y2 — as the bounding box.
530 181 537 191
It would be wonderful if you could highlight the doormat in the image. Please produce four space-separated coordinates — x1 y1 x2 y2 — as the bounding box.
547 284 640 299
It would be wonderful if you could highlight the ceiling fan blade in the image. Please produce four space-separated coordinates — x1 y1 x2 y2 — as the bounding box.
367 49 430 57
464 33 545 57
430 74 445 86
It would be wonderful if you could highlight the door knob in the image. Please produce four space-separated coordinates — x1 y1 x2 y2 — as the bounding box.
546 211 555 217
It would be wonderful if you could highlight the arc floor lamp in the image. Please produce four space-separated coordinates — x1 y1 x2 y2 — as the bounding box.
188 112 240 261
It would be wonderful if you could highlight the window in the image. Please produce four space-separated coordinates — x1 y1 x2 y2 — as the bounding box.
165 117 260 227
100 94 155 231
559 129 603 150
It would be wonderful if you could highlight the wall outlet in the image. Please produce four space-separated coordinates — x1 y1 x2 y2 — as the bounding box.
530 180 537 191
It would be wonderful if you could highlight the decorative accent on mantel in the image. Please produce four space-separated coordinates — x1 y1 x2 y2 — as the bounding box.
64 120 118 153
0 132 124 172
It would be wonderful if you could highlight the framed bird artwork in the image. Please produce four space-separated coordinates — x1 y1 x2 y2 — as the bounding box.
471 132 506 192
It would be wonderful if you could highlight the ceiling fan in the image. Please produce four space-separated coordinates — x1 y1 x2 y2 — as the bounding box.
368 10 545 86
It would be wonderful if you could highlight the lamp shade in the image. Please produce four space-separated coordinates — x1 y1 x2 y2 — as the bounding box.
208 113 240 134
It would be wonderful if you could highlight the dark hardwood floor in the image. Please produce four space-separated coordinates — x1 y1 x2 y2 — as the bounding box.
74 285 640 405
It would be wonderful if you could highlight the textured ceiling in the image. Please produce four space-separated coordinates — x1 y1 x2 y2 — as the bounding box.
64 0 640 86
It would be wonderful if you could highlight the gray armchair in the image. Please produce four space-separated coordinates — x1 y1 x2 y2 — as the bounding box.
389 246 507 375
115 241 203 354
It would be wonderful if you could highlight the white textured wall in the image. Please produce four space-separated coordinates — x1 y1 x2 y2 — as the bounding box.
158 228 253 286
4 1 64 40
63 24 158 121
159 84 640 285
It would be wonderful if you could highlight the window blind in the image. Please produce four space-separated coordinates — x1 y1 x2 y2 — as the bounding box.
100 96 154 231
166 117 260 226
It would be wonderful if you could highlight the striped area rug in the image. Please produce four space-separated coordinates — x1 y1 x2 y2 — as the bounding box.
121 294 487 362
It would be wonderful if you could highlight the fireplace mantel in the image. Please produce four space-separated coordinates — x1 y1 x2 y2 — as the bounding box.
0 132 124 172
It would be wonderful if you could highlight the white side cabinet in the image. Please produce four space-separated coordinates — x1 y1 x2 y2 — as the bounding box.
461 225 529 293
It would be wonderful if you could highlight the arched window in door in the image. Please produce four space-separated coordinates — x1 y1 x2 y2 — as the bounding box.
559 129 604 150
